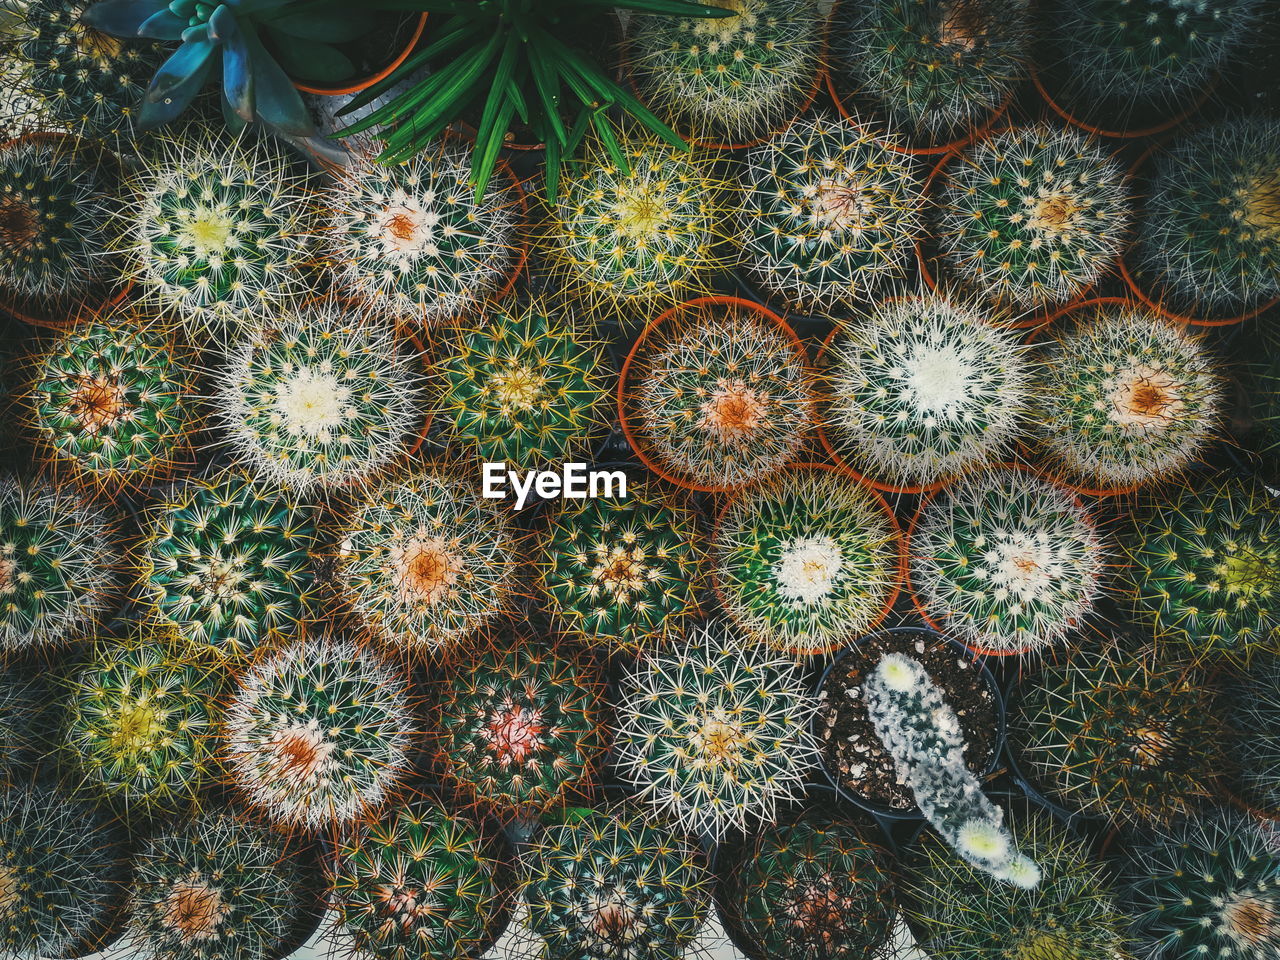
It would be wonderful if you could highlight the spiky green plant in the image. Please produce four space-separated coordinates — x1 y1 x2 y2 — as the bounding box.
0 666 55 774
1122 476 1280 668
138 469 318 661
220 303 424 491
434 303 610 470
1009 638 1227 824
713 466 902 656
1033 303 1223 489
739 116 926 311
536 478 705 654
937 123 1131 310
721 811 897 960
630 0 826 146
1132 117 1280 318
335 468 521 656
0 473 117 651
1229 657 1280 816
613 621 818 840
1236 348 1280 488
520 805 712 960
332 796 510 960
910 467 1107 655
128 810 315 960
225 634 413 829
820 292 1031 487
626 299 815 490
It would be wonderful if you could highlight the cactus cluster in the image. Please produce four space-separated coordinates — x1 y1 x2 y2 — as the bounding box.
1229 658 1280 816
0 665 54 773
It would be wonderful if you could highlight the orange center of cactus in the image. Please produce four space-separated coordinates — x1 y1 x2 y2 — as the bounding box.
1127 722 1171 768
266 723 334 785
0 556 15 594
0 198 38 247
1241 168 1280 238
810 179 874 232
786 883 845 944
1109 365 1183 430
937 0 991 51
393 536 463 607
378 869 438 926
68 374 129 434
483 703 544 767
1027 191 1083 238
0 864 19 917
592 546 648 600
589 895 639 947
72 23 123 61
700 380 768 442
386 214 417 242
161 879 228 941
1221 892 1278 947
697 717 748 763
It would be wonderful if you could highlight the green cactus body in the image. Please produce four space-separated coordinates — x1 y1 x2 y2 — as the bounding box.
334 797 509 960
225 635 412 828
713 466 902 656
521 806 711 960
1238 349 1280 487
910 467 1107 655
630 0 825 146
1230 658 1280 816
938 123 1131 310
0 474 117 650
337 469 521 655
739 117 926 311
820 292 1031 487
537 479 705 654
1123 477 1280 667
138 470 318 660
0 667 54 774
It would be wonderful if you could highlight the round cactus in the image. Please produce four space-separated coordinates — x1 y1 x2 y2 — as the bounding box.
137 469 318 660
220 303 425 491
738 116 927 311
520 805 712 960
1236 348 1280 488
613 621 819 840
1229 658 1280 816
322 145 522 328
910 467 1108 655
0 473 117 651
819 292 1031 488
225 634 413 829
0 665 56 774
625 299 815 490
335 467 521 655
713 466 902 656
937 123 1131 311
629 0 826 146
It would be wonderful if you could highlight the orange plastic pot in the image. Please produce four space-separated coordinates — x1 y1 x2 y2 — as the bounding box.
292 13 427 97
1029 62 1215 141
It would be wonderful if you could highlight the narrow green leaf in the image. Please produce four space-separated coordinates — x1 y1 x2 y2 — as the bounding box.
594 112 629 174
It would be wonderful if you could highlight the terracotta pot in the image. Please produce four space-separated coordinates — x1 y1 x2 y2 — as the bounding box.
292 13 427 97
1029 61 1215 141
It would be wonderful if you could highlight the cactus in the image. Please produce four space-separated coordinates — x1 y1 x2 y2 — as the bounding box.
626 299 815 489
1133 117 1280 317
713 466 902 656
721 811 896 960
137 469 318 661
1229 658 1280 816
434 303 610 470
26 313 196 492
738 116 927 311
520 805 712 960
820 292 1031 487
128 810 315 960
1122 476 1280 668
1236 348 1280 487
910 467 1108 655
335 468 521 655
536 478 705 654
0 665 55 774
332 796 510 960
937 123 1131 310
629 0 826 146
0 473 117 651
613 621 818 840
322 145 522 328
1034 303 1223 489
220 303 425 491
225 634 413 829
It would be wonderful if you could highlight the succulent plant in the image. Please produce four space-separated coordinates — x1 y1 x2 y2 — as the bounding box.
1229 657 1280 816
225 634 413 829
137 469 318 660
626 299 815 490
520 805 712 960
1236 348 1280 487
820 292 1031 487
220 303 424 492
713 466 902 656
738 116 926 311
1033 303 1223 489
630 0 826 146
0 665 56 774
910 467 1108 655
335 467 522 656
613 621 819 840
0 473 118 651
937 123 1131 310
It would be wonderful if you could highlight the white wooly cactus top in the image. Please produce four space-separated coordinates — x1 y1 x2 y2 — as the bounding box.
863 653 1040 888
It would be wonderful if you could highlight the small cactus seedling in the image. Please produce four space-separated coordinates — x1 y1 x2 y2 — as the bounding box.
613 621 819 840
739 116 927 311
1229 658 1280 816
225 634 413 829
910 467 1108 655
820 292 1032 488
713 466 903 656
937 123 1131 310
